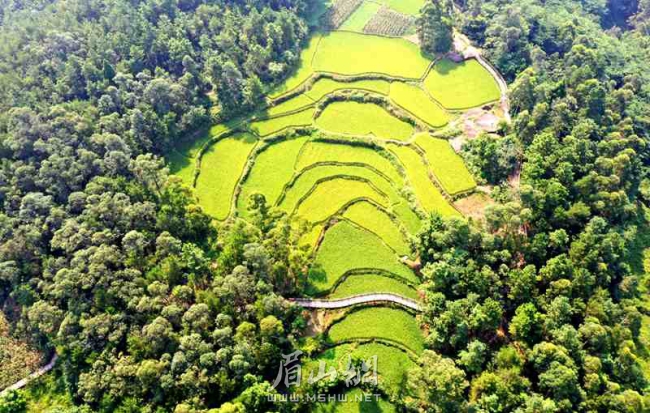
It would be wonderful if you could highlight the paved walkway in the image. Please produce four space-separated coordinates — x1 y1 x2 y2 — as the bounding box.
290 293 421 311
0 354 58 397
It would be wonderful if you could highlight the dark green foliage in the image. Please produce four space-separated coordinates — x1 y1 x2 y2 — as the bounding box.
417 0 454 55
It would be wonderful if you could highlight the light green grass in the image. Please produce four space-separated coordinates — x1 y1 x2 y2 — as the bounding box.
296 141 402 183
316 101 413 141
269 34 322 98
424 58 501 109
307 78 390 101
393 201 421 235
376 0 424 15
310 221 417 293
414 133 477 195
295 178 389 223
307 342 416 400
343 201 410 255
312 31 430 78
389 82 449 127
314 388 397 413
328 307 424 353
250 107 314 136
195 133 257 220
236 136 309 217
330 273 418 300
266 94 315 117
339 1 382 31
279 164 395 212
388 144 458 216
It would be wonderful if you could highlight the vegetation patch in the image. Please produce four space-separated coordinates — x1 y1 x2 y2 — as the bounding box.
363 6 416 37
330 272 418 300
312 31 430 78
423 58 501 109
414 133 476 195
387 144 458 216
236 136 309 217
389 82 449 127
326 0 363 29
269 34 322 98
343 201 410 255
296 140 402 183
310 220 417 293
195 133 257 220
374 0 424 16
294 177 389 223
306 342 416 399
266 93 315 117
315 101 413 141
0 313 43 390
250 107 314 136
307 78 390 101
328 307 424 353
339 1 381 32
279 164 395 212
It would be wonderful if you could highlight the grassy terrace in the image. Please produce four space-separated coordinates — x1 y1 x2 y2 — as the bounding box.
389 81 449 127
342 201 410 255
310 220 418 293
415 133 477 195
330 272 418 299
315 101 414 141
328 307 424 353
424 58 501 109
194 133 257 220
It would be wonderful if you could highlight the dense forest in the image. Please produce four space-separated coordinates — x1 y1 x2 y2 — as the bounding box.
1 0 650 411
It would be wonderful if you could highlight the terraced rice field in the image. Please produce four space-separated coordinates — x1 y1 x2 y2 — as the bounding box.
415 133 477 195
328 307 424 353
342 201 410 255
315 101 414 140
169 11 506 408
424 58 501 109
330 273 418 299
306 342 416 398
389 81 449 127
310 220 418 293
387 144 458 216
194 133 257 219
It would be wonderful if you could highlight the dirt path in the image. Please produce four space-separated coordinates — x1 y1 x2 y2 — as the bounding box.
0 354 58 397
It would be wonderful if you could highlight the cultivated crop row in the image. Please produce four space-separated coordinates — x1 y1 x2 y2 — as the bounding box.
363 6 416 37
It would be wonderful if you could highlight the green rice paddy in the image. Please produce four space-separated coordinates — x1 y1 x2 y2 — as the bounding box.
295 178 389 223
376 0 424 15
388 144 458 216
311 220 418 293
194 133 257 220
315 101 414 141
343 201 410 255
389 81 449 127
330 273 418 299
414 133 477 195
306 78 390 100
312 32 430 78
424 58 501 109
328 307 424 353
250 107 314 136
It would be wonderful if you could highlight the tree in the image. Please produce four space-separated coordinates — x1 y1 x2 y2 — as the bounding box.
408 350 469 412
417 0 454 55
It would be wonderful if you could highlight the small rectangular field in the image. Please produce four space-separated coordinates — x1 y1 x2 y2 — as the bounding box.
375 0 424 15
194 133 257 220
250 107 314 136
326 0 363 28
424 58 501 109
363 6 415 37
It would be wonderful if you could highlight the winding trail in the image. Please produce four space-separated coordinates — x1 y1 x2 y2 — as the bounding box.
0 354 58 397
290 293 421 311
